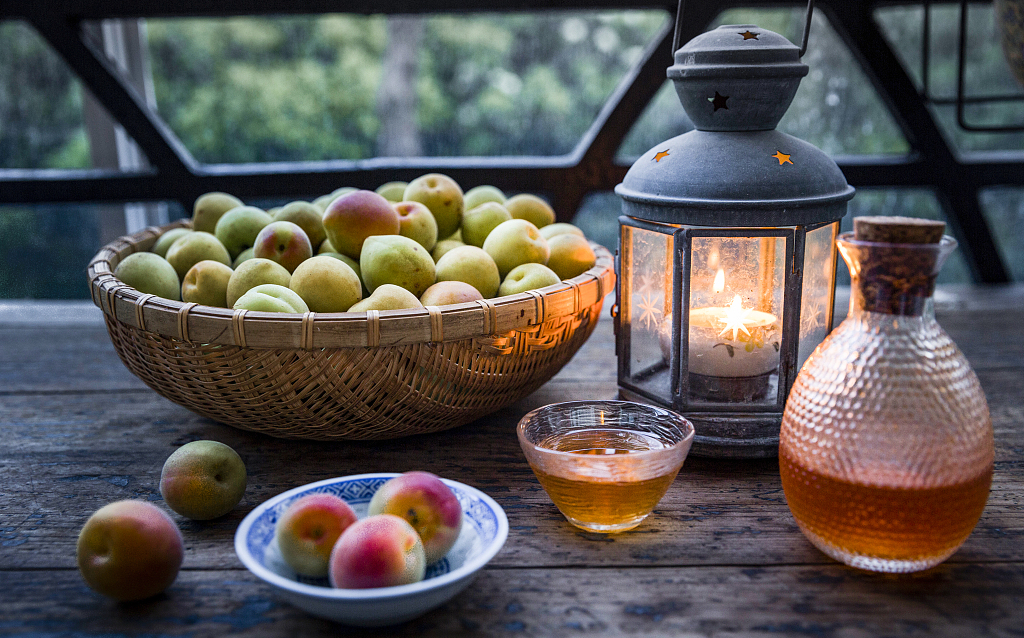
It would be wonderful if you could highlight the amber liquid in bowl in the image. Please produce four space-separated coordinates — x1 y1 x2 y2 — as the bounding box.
532 429 681 532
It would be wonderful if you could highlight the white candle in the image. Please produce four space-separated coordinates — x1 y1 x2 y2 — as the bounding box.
687 295 779 378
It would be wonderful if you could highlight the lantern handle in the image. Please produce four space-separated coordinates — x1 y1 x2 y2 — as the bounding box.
798 0 815 57
672 0 816 58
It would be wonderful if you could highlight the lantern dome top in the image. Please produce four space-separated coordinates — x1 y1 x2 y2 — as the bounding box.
615 128 855 227
616 22 854 227
672 23 803 69
668 24 808 131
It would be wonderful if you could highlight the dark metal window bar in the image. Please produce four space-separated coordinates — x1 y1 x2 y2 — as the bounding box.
0 1 1021 284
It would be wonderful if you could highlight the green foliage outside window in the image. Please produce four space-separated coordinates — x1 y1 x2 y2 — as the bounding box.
146 12 666 162
0 7 1022 298
0 22 90 169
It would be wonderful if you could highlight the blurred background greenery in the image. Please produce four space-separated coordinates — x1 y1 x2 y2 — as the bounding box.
0 5 1021 298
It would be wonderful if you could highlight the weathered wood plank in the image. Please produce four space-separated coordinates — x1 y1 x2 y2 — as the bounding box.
2 563 1023 637
932 310 1024 372
0 325 148 394
2 288 1023 636
932 283 1024 312
2 364 1021 571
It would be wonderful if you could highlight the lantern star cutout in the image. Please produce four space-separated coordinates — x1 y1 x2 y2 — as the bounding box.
717 295 753 341
740 30 759 40
773 151 793 165
653 149 670 163
709 91 729 111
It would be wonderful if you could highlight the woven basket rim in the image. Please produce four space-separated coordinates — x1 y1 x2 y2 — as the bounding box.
87 220 615 350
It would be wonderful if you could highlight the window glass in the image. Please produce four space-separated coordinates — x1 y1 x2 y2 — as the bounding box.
621 224 674 403
0 21 90 169
0 202 186 299
980 188 1024 281
686 234 785 407
573 192 621 251
146 11 667 163
875 4 1024 152
618 8 910 163
617 81 693 163
799 222 838 369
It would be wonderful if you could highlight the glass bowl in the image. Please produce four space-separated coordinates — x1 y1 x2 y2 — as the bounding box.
517 401 695 533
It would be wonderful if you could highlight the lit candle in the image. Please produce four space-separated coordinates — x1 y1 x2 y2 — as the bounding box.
656 268 782 401
688 294 779 379
666 262 782 402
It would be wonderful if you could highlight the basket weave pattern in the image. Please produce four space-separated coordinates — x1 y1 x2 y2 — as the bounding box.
89 223 614 440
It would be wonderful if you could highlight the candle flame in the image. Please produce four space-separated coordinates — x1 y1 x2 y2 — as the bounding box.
718 294 753 341
713 268 725 294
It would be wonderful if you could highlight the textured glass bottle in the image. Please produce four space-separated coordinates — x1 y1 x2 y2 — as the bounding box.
779 221 994 573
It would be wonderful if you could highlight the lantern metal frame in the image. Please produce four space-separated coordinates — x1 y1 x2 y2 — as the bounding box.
615 217 839 427
614 0 852 457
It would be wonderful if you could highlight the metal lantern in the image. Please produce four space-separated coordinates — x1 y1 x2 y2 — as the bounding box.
613 2 855 458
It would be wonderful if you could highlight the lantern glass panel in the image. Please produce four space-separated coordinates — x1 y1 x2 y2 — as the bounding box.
685 234 786 406
798 222 840 369
621 224 674 403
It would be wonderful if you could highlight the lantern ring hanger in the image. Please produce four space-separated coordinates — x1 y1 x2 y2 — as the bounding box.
671 0 815 57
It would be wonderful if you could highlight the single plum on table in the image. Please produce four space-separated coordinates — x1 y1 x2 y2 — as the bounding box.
76 500 184 601
160 440 247 520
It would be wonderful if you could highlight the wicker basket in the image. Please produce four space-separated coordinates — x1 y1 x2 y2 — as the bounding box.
87 221 615 440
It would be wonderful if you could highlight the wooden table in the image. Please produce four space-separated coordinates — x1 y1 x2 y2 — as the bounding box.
2 286 1023 637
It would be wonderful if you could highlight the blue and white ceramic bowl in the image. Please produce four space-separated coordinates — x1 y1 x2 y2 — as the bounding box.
234 473 508 626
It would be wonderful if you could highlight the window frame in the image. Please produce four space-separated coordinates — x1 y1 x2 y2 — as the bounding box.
0 0 1018 283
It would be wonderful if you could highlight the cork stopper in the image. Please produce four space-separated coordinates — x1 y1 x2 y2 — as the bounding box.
841 216 950 316
853 216 945 244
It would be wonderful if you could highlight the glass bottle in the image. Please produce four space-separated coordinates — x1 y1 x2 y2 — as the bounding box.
779 218 994 573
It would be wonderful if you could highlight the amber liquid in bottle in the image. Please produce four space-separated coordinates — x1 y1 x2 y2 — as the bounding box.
532 429 679 532
779 446 992 568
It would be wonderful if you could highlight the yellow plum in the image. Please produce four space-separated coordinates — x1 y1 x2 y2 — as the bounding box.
159 440 247 520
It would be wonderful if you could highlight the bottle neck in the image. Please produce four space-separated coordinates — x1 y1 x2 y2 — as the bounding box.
838 234 955 318
849 271 938 317
849 291 936 320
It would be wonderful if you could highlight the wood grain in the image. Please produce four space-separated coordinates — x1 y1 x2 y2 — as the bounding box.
1 288 1023 636
1 368 1021 571
0 326 148 393
3 563 1023 637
